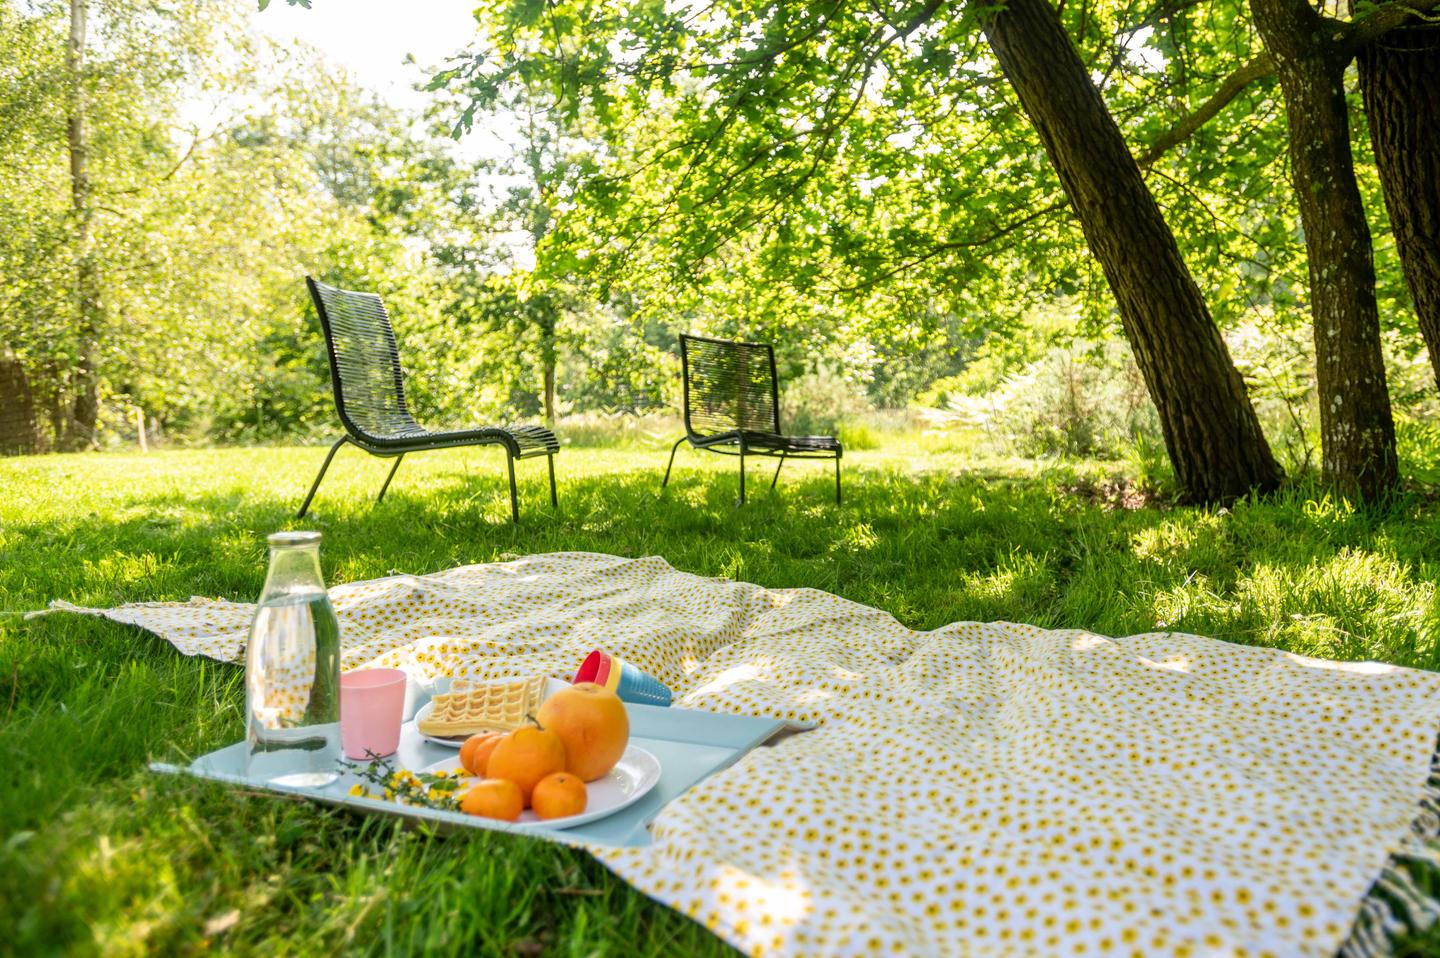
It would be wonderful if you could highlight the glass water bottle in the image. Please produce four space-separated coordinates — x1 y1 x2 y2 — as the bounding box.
244 531 341 786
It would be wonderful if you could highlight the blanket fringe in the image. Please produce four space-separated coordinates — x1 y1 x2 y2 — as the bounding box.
1341 752 1440 958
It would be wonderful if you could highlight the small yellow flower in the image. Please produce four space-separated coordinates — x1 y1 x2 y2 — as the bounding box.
348 784 364 797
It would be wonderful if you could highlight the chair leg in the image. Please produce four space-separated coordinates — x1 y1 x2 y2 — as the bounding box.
738 448 746 505
376 453 405 504
771 453 786 490
662 437 685 489
506 451 520 524
835 455 842 504
547 454 558 508
297 437 350 519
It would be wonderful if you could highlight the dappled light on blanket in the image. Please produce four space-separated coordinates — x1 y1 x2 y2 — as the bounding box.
1070 632 1109 651
689 664 766 699
1286 653 1399 675
706 865 811 950
1138 655 1191 673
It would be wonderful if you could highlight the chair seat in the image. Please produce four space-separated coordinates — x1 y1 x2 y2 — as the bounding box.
358 422 559 458
702 431 841 454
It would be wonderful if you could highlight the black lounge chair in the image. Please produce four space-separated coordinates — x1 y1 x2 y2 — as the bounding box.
663 333 842 504
298 277 559 523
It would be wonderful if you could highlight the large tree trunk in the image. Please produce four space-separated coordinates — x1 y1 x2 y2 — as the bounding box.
1250 0 1398 500
972 0 1283 503
1359 24 1440 395
64 0 101 451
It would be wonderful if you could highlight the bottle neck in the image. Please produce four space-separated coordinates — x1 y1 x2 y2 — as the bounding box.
260 544 326 600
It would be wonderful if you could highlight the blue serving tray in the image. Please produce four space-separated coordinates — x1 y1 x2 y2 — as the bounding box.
151 701 796 847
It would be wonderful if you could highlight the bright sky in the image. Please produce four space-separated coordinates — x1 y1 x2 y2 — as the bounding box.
255 0 480 114
255 0 532 263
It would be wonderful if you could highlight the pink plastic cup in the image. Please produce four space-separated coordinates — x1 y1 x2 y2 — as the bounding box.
340 668 407 760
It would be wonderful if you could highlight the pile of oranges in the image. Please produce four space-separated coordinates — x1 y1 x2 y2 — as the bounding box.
456 681 630 822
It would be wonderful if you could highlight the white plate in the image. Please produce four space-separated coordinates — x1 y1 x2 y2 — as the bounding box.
415 677 569 748
420 744 662 830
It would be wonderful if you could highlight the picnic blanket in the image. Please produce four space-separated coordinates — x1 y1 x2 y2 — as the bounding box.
46 552 1440 957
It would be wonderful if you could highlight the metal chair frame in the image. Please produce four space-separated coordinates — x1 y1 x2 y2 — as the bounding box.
662 333 843 504
298 277 559 523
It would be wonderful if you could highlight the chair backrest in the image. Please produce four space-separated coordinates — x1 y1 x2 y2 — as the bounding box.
306 277 419 443
679 334 781 439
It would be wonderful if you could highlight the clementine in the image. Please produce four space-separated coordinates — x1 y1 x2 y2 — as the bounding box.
485 724 567 803
537 682 630 782
459 778 524 821
459 731 503 777
531 772 587 820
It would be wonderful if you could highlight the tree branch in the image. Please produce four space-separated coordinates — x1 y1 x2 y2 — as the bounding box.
830 198 1070 293
1126 0 1438 170
1133 54 1274 168
1343 0 1440 50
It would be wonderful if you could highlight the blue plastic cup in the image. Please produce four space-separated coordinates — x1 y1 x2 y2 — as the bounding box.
574 650 673 707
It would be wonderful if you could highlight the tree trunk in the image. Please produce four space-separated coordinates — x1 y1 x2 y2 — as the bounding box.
1250 0 1398 500
543 359 556 426
537 295 558 426
64 0 101 451
0 357 38 456
972 0 1283 503
1359 24 1440 395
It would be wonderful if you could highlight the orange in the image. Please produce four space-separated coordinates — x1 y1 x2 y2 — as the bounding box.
459 778 524 821
485 724 567 803
531 772 587 820
537 682 630 782
459 732 503 777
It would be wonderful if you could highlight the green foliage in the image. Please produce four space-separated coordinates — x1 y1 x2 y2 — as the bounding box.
781 367 876 437
3 0 1435 488
425 0 1423 474
0 1 456 447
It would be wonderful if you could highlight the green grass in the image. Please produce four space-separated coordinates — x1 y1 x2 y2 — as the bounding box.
3 439 1440 955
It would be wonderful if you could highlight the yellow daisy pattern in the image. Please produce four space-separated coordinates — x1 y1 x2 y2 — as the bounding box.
49 552 1440 958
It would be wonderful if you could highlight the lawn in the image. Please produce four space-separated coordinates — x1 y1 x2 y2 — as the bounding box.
3 439 1440 955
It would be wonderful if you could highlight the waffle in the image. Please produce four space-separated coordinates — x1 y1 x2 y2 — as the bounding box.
417 675 547 738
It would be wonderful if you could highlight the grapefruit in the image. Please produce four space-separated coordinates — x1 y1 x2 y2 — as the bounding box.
537 682 630 782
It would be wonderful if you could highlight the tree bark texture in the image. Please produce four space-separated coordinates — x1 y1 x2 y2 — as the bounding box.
543 359 557 426
973 0 1283 503
537 295 558 425
1250 0 1398 500
1359 24 1440 395
65 0 101 451
0 358 39 455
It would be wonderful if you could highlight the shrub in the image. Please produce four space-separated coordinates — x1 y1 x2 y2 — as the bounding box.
781 367 876 435
956 340 1160 459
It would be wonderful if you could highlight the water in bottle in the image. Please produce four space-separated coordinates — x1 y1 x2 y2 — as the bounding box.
245 531 341 786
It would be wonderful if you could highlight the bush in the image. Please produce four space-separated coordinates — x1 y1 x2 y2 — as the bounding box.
944 340 1160 459
782 367 875 435
837 421 881 451
1224 321 1319 476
